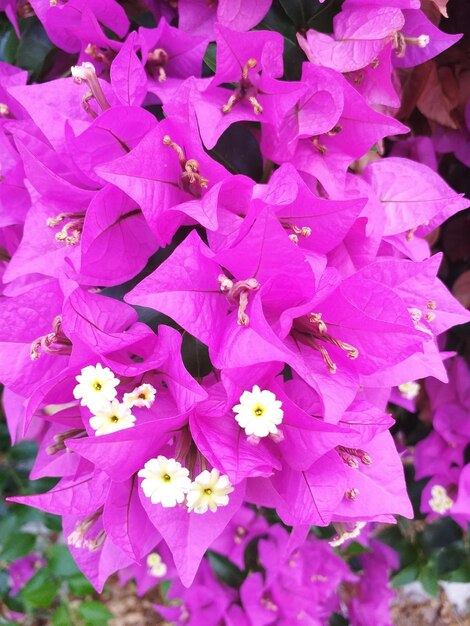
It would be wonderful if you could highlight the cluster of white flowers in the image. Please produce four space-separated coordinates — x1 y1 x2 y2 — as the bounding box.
138 456 233 514
146 552 167 578
232 385 284 438
73 364 156 436
429 484 454 515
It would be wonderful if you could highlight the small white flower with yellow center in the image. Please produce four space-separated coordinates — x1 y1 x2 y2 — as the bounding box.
398 381 421 400
186 469 233 514
429 485 454 514
138 456 191 507
146 552 167 578
232 385 284 438
89 399 136 436
73 363 120 409
123 383 157 409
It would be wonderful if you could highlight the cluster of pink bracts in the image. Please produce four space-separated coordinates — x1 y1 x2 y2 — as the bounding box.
1 0 469 623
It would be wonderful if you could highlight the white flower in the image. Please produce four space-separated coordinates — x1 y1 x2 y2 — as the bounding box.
89 399 136 436
186 469 233 514
429 485 453 514
123 383 157 409
138 456 191 507
73 363 120 409
398 381 421 400
146 552 167 578
232 385 284 438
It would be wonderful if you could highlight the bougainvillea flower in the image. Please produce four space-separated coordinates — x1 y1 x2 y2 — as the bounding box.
0 279 67 396
254 163 366 253
298 6 405 73
97 117 228 244
78 185 157 287
177 0 272 37
31 0 128 54
139 18 208 104
1 0 468 604
392 9 462 68
291 66 408 194
175 26 305 149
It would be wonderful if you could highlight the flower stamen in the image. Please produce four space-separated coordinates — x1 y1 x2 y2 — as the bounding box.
393 32 430 58
163 135 208 197
148 48 169 82
218 274 260 326
71 62 111 118
337 445 372 466
67 509 103 549
47 211 86 246
221 58 263 116
30 316 72 360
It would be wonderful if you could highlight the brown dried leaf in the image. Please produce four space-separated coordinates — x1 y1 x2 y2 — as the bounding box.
431 0 449 17
420 0 443 24
453 271 470 309
398 62 434 120
417 62 459 129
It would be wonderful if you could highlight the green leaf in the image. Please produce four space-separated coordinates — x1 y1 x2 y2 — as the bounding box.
307 0 344 32
0 22 19 66
0 570 10 597
67 573 95 596
15 18 54 79
207 551 245 588
78 601 113 625
0 516 17 550
419 565 439 596
279 0 308 25
181 333 213 378
422 518 463 550
279 0 333 27
48 544 79 578
442 564 470 583
0 533 35 562
329 613 350 626
20 568 57 609
44 513 63 532
7 440 37 464
52 604 70 626
341 541 371 557
203 42 216 74
435 541 470 576
4 593 26 614
209 123 263 181
392 563 419 587
256 4 298 43
159 579 171 601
